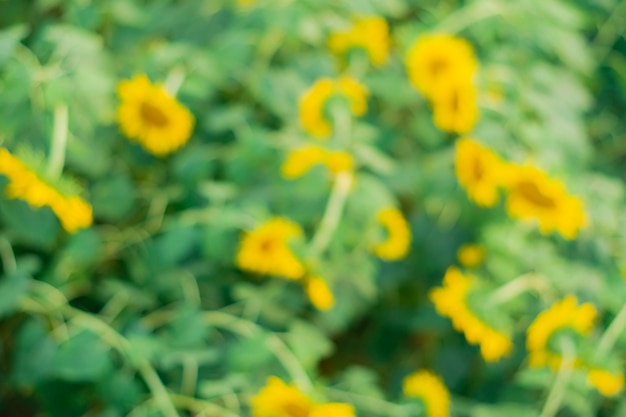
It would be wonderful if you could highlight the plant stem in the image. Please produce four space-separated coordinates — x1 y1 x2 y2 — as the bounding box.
325 388 410 417
202 311 313 392
539 338 576 417
0 236 17 274
595 303 626 360
47 104 68 179
164 67 186 96
489 273 549 306
435 1 509 34
307 172 353 261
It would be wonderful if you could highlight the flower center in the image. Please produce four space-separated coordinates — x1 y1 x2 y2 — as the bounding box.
450 89 460 113
430 58 448 78
516 181 555 208
140 102 169 127
282 403 310 417
472 156 484 180
260 237 278 252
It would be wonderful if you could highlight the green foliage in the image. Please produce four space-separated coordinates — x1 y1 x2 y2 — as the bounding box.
2 0 626 417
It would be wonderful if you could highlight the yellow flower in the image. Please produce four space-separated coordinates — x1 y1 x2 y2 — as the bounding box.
526 295 597 369
432 80 479 134
504 164 586 239
305 277 335 311
372 208 411 261
328 17 390 67
310 403 356 417
406 34 478 99
429 267 513 362
299 77 368 139
457 244 485 268
281 146 354 179
250 377 356 417
236 218 306 279
0 148 92 233
587 368 625 397
455 138 506 207
117 74 194 156
237 0 256 8
281 146 326 179
250 377 313 417
402 370 450 417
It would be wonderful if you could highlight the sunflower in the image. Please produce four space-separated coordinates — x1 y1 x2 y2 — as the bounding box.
250 377 355 417
455 138 506 207
405 33 478 99
0 148 92 233
305 276 335 311
402 370 450 417
504 164 586 239
457 244 485 268
117 74 194 156
371 208 411 261
236 218 306 279
299 77 368 139
429 267 513 362
431 80 479 134
587 368 625 397
328 16 390 67
526 295 597 370
281 146 354 179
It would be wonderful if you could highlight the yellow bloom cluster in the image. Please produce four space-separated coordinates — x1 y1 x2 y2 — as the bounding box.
455 138 506 207
328 17 390 67
281 145 354 179
526 295 597 370
406 34 479 134
587 368 625 397
299 76 368 138
457 244 485 268
305 276 335 311
504 164 586 239
0 148 93 233
402 370 450 417
454 138 586 238
430 267 513 362
372 208 411 261
250 376 355 417
236 218 306 279
117 74 194 156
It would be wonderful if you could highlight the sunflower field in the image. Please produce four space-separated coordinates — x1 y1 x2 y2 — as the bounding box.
3 0 626 416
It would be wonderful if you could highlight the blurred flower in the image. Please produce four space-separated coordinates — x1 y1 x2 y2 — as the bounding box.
117 74 194 156
430 267 513 362
0 148 92 233
526 295 596 369
457 244 485 268
432 80 479 134
281 146 354 179
250 376 355 417
504 165 586 239
250 376 313 417
402 370 450 417
236 218 306 279
282 146 326 179
310 403 355 417
299 76 368 139
372 207 411 261
328 16 390 67
405 34 478 99
305 276 335 311
587 368 624 397
455 138 506 207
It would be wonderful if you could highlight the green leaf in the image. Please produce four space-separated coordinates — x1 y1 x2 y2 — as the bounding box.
227 332 274 372
11 318 57 387
0 24 27 67
52 330 111 381
286 320 333 370
0 269 28 317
